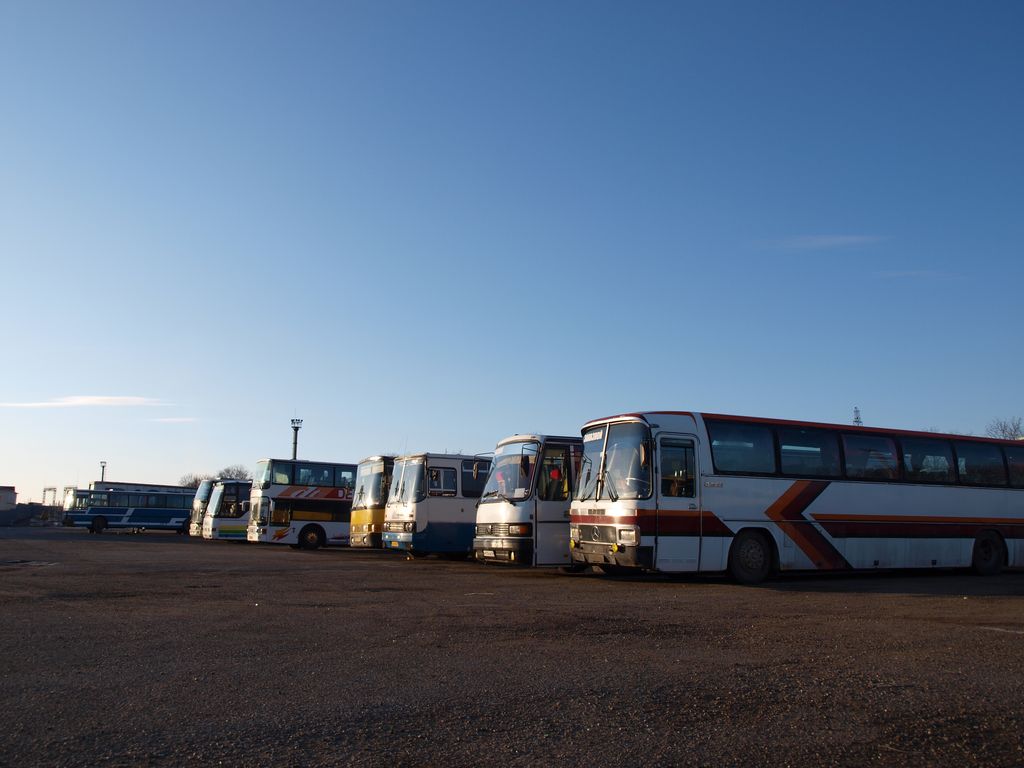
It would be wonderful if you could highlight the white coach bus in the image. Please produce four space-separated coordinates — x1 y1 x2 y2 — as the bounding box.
200 479 253 540
569 411 1024 583
473 434 582 567
246 458 357 550
382 453 490 557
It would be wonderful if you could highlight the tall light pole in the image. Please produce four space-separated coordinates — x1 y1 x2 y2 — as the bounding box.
100 461 107 482
291 419 303 460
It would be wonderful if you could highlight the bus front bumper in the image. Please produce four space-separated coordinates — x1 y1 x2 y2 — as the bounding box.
383 532 412 551
350 532 383 548
570 541 653 569
473 536 533 565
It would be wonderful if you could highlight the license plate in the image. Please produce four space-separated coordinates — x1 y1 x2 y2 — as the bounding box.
483 550 495 558
390 541 398 548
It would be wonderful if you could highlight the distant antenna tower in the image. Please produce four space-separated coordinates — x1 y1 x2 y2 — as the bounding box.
853 407 863 426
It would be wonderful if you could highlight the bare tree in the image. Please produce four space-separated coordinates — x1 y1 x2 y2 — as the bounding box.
218 464 252 481
179 473 214 489
986 417 1023 441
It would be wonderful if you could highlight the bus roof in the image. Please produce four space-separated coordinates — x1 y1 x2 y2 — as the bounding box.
495 434 583 447
256 458 357 467
393 452 485 463
581 411 1024 446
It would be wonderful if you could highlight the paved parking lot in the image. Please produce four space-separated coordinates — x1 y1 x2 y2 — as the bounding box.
1 527 1022 767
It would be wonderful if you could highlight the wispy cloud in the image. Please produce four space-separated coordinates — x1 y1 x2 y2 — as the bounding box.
150 417 198 424
874 270 959 280
0 395 165 409
776 235 886 251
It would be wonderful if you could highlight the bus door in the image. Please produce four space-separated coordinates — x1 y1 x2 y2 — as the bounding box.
534 442 576 566
655 435 702 572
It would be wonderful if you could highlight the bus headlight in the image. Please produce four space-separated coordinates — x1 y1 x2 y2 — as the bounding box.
508 523 532 536
403 521 415 532
618 528 637 545
569 525 580 539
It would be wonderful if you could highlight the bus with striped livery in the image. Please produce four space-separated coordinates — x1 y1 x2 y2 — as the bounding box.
568 411 1024 582
200 479 253 540
64 484 195 534
245 458 357 550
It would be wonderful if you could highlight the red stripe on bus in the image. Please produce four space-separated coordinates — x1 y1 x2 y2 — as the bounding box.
813 518 1024 539
764 481 851 570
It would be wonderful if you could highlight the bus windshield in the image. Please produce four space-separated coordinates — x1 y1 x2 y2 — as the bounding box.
575 422 652 501
207 483 225 517
480 441 540 502
353 460 388 510
194 480 214 504
254 461 271 489
388 459 425 504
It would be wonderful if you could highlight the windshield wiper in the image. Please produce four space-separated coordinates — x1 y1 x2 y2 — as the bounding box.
603 472 619 502
482 489 513 503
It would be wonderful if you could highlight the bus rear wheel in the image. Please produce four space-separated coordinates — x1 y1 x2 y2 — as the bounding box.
972 531 1006 576
90 517 108 535
298 525 325 550
728 529 773 585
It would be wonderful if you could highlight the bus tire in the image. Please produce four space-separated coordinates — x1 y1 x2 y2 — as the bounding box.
972 531 1006 576
298 525 325 551
90 517 108 535
728 529 773 585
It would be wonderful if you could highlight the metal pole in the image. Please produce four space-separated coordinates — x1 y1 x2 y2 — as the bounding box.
290 419 302 460
100 461 107 482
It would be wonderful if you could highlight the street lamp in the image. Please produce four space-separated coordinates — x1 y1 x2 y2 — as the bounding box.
291 419 303 460
100 461 107 483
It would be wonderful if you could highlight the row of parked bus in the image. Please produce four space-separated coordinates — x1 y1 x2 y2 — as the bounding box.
64 411 1024 583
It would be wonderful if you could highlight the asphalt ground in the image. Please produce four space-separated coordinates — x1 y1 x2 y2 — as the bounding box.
1 527 1022 767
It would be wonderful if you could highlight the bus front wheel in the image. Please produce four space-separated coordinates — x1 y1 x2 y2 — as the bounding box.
298 525 325 551
90 517 108 535
972 531 1006 576
728 529 773 585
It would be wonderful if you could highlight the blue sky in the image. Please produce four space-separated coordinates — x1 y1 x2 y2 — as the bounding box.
2 1 1022 500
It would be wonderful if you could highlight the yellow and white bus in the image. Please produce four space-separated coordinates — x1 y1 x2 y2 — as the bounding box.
200 479 253 541
569 411 1024 582
246 458 356 550
473 434 582 566
349 456 395 548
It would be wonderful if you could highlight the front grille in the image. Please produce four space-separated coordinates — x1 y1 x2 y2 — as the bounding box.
475 523 510 536
580 524 616 544
384 521 410 533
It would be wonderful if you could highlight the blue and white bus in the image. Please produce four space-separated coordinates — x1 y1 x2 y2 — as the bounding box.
383 453 491 556
64 484 196 534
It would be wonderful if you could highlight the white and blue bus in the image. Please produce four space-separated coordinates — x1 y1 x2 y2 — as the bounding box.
200 479 253 540
64 484 196 534
473 434 583 567
383 453 491 557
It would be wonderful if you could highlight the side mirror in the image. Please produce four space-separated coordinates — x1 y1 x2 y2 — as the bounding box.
520 455 531 476
472 462 480 480
639 442 649 468
241 501 251 513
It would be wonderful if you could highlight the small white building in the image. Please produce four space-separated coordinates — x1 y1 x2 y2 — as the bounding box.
0 486 16 512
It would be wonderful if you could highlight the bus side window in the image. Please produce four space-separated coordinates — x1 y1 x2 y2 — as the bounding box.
428 468 457 497
538 446 572 501
660 440 695 498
